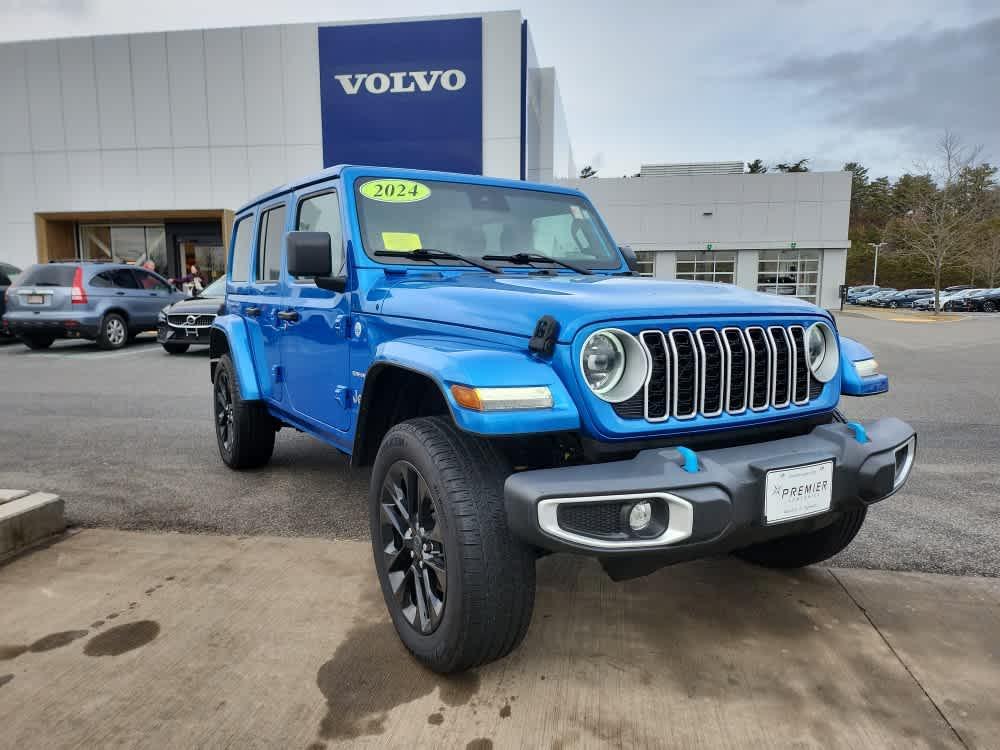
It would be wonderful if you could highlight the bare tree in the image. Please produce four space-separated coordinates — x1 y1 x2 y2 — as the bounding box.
890 132 997 312
974 216 1000 287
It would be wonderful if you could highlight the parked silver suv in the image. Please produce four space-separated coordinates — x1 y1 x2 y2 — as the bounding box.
3 262 186 350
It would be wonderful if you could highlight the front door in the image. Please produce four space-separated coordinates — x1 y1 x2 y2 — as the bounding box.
279 188 351 433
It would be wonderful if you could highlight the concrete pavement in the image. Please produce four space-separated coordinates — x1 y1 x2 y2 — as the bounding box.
1 529 997 749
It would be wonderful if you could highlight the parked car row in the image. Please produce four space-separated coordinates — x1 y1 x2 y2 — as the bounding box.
851 284 1000 311
1 260 224 352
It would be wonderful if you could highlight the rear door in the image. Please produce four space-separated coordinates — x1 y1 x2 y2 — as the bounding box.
248 200 289 404
279 187 351 432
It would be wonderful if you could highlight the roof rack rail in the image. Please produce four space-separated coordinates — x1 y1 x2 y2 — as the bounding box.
47 258 115 263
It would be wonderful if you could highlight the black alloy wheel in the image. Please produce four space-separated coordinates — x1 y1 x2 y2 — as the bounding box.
984 300 997 313
214 368 235 455
378 460 447 635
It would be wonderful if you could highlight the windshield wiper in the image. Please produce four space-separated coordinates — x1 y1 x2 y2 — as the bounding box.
374 248 500 274
481 251 593 275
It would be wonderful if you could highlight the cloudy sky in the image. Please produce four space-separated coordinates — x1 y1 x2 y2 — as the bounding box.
1 0 997 179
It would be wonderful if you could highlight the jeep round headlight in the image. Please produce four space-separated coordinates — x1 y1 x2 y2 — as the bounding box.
806 322 839 382
580 329 648 403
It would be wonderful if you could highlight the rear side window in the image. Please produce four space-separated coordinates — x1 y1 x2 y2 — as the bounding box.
109 269 139 289
18 265 77 287
257 204 287 282
229 216 253 283
296 191 344 278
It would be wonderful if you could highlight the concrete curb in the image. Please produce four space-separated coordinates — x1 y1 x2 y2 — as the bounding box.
0 490 65 558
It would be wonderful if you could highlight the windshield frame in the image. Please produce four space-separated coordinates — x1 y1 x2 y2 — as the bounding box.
350 173 625 273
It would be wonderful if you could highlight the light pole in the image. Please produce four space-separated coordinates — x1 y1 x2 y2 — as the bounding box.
868 242 886 286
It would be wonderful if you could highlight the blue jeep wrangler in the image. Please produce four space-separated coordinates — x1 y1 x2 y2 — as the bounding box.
210 166 916 673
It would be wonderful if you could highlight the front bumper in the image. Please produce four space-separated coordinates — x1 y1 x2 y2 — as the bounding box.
505 417 916 566
157 323 210 346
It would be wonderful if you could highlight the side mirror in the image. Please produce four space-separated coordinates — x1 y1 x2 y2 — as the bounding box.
619 245 641 275
286 231 333 277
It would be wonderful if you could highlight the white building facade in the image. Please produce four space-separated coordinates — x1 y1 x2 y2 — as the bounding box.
0 10 848 307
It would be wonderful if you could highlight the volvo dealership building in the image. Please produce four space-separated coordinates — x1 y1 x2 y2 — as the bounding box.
0 11 848 306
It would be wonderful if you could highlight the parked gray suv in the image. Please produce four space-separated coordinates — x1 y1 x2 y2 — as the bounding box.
3 262 186 350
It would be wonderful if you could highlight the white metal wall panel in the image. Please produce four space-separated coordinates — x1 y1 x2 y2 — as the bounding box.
32 151 71 211
25 41 66 152
101 149 139 208
210 146 250 209
793 201 822 241
93 36 136 150
173 148 212 208
0 44 33 153
0 154 36 222
137 148 175 209
285 145 323 181
247 145 287 197
66 150 104 210
481 11 521 179
58 38 101 151
281 24 322 148
243 27 285 147
166 31 209 148
9 222 37 270
130 33 173 149
205 28 247 147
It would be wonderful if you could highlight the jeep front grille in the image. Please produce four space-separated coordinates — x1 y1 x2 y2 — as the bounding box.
614 324 821 422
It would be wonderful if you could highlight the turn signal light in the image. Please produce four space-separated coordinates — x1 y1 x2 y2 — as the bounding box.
450 385 553 412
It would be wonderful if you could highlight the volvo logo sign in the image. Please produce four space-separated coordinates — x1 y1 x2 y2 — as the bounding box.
186 315 198 326
333 69 467 95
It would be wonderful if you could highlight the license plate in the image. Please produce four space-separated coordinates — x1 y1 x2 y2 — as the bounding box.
26 294 45 304
764 461 833 524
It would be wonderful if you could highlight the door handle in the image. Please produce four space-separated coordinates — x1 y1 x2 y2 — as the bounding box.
116 291 126 296
244 306 261 317
276 310 300 322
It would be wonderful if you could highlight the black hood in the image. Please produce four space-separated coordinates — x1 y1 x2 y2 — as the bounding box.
164 295 224 315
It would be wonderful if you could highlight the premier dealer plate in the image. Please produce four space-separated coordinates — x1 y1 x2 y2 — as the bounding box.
764 460 834 525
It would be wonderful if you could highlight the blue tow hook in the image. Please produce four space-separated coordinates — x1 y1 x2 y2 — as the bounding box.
676 446 699 473
846 421 870 444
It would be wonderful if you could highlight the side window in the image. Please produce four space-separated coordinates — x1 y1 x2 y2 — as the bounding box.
295 191 345 278
257 204 287 283
229 215 253 283
133 270 171 292
90 271 113 288
110 269 139 289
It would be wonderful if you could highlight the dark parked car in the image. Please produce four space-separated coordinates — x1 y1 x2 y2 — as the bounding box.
0 262 22 339
879 289 934 309
846 285 880 303
857 288 896 305
969 288 1000 312
4 261 185 350
157 276 225 353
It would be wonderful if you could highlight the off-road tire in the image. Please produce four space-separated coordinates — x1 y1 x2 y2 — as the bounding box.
370 416 536 673
734 506 868 569
22 334 54 350
97 313 128 350
162 342 190 354
213 353 275 469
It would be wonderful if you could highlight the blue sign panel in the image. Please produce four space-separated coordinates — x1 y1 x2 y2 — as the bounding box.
318 18 483 174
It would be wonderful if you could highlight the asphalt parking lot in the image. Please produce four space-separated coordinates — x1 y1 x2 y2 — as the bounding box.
0 311 998 577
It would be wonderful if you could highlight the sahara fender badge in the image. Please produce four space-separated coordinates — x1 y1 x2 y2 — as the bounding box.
360 179 431 203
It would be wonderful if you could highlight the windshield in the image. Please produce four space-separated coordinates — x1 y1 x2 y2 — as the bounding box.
200 277 226 297
354 177 621 270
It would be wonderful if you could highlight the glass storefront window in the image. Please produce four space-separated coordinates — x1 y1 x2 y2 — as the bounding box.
756 250 821 303
78 224 168 276
675 251 736 283
634 250 655 277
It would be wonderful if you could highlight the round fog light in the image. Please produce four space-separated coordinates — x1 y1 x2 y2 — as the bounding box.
628 501 653 531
